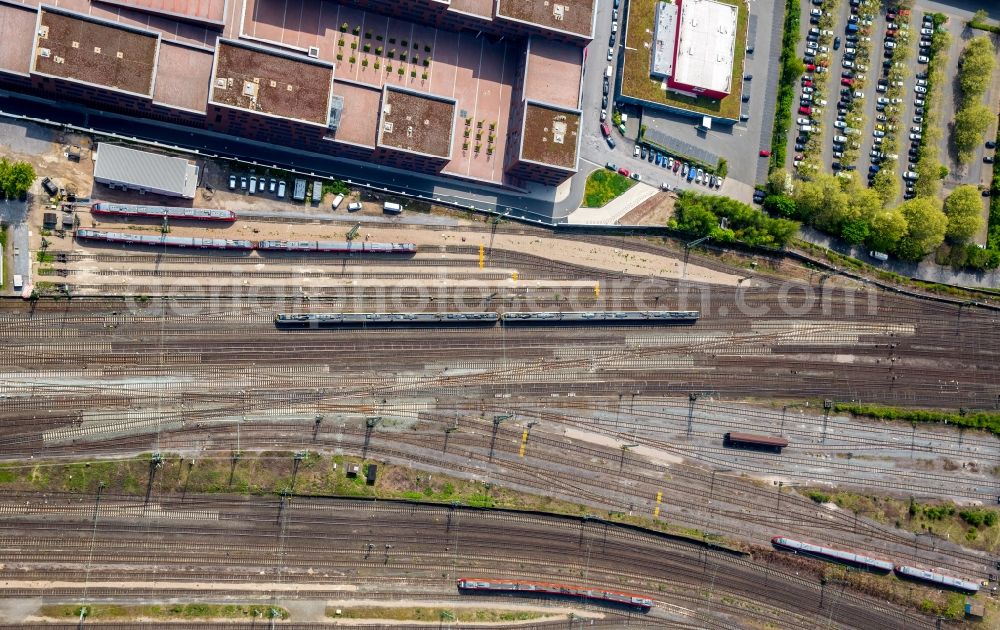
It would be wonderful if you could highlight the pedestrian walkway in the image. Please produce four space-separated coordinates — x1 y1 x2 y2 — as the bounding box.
564 182 659 225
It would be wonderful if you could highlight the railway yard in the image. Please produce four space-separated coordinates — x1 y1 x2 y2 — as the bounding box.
1 199 999 628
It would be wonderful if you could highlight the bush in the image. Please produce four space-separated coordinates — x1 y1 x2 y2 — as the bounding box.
669 192 799 248
0 159 35 199
807 490 830 504
717 158 728 178
833 402 1000 437
770 0 802 173
340 22 347 32
959 508 998 528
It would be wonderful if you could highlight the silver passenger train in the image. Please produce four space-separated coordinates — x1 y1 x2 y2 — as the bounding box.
91 202 237 222
275 311 700 327
76 229 254 250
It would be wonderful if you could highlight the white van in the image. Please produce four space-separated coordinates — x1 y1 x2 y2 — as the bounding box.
383 202 402 214
869 251 889 261
902 171 919 180
800 125 814 133
13 275 23 290
331 194 344 209
277 181 286 198
833 135 847 143
605 65 613 78
347 202 362 211
248 177 257 195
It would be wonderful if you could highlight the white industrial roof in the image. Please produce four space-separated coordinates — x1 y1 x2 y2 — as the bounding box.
93 144 198 198
673 0 737 94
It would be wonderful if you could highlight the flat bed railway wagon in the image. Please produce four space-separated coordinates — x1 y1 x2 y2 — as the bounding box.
723 432 788 453
457 578 653 611
771 537 893 573
91 202 237 222
894 565 981 593
76 229 254 251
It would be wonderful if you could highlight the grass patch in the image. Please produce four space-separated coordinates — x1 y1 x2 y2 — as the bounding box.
583 170 635 207
328 607 550 622
0 452 745 554
40 604 288 621
833 402 1000 437
797 488 1000 553
621 0 745 120
769 0 801 172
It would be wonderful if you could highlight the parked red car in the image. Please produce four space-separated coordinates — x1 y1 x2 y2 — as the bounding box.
618 167 630 177
798 105 812 115
600 122 611 138
806 64 816 71
759 150 771 157
841 78 854 86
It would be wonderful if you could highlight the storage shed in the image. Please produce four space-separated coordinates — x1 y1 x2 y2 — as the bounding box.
93 144 199 199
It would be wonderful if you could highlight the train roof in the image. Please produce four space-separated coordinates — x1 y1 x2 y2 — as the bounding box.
726 432 789 447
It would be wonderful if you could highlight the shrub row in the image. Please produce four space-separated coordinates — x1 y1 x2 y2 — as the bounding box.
669 191 799 248
769 0 802 172
832 402 1000 436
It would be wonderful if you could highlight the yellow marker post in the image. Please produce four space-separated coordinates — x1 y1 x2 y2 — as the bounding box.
594 282 600 297
654 491 663 517
518 429 529 457
479 245 485 269
511 271 519 282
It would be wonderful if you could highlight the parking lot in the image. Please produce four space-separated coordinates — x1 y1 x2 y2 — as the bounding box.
577 0 782 202
786 0 998 223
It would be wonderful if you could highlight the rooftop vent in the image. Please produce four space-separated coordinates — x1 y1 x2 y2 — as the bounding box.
94 46 101 54
308 46 320 58
286 84 293 91
38 25 49 39
38 48 51 58
215 78 227 89
71 41 79 49
116 51 124 59
553 4 565 20
269 80 277 87
242 81 259 100
406 126 413 138
384 121 394 133
54 56 64 64
552 119 567 144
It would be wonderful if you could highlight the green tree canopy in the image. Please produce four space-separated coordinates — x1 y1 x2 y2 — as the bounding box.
943 185 985 242
792 173 850 230
0 158 35 199
896 197 947 261
870 168 899 207
914 156 943 199
953 102 993 164
958 37 996 104
867 207 909 253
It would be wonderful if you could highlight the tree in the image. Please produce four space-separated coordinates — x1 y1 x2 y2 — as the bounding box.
767 168 792 195
943 185 985 242
867 208 908 254
957 37 995 104
870 168 899 206
0 159 34 199
792 173 849 229
763 194 797 218
953 103 993 164
896 197 947 261
914 156 942 198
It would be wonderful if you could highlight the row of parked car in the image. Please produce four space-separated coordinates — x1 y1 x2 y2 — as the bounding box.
608 145 725 189
229 174 287 198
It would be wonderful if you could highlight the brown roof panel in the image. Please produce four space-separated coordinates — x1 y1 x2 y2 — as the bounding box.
210 39 334 127
496 0 595 38
519 102 579 170
33 7 160 97
152 42 212 113
377 85 456 159
523 36 582 110
0 3 37 76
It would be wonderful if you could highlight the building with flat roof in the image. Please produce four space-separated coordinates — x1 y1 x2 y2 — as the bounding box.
32 7 161 99
93 143 199 198
0 0 591 189
618 0 745 122
210 39 335 128
377 86 456 161
669 0 737 99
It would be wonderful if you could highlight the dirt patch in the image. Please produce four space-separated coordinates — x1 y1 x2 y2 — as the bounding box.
618 192 676 226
